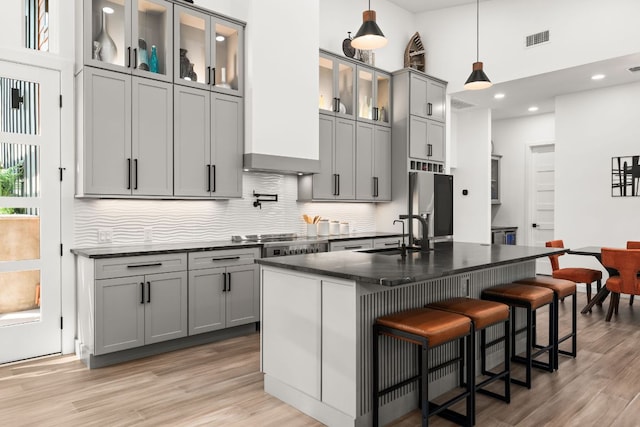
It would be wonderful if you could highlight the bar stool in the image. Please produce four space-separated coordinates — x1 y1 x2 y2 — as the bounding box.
515 276 577 369
373 308 474 427
426 298 511 425
481 283 555 389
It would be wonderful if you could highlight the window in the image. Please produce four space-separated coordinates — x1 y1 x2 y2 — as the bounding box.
25 0 49 52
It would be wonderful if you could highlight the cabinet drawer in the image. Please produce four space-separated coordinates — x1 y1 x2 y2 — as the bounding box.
373 237 402 249
95 253 187 280
329 239 373 252
188 247 260 270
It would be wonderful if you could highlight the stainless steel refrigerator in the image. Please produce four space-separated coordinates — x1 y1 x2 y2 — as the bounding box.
406 171 454 248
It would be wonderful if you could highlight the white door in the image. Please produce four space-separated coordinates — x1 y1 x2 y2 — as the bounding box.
527 144 555 275
0 61 61 363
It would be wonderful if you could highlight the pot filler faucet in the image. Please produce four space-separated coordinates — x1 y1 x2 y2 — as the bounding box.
398 213 431 250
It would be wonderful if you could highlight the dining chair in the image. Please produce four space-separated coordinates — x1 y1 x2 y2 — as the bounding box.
626 241 640 305
545 240 602 306
600 248 640 321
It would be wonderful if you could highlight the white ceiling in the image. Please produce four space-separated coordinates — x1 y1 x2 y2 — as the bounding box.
385 0 640 120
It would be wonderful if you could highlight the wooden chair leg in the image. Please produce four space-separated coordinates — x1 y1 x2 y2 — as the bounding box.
630 295 634 306
596 280 602 306
606 293 620 322
614 293 620 315
586 283 592 304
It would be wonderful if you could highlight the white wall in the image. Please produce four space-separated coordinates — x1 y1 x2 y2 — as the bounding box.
418 0 640 92
492 113 555 243
452 108 491 243
555 82 640 249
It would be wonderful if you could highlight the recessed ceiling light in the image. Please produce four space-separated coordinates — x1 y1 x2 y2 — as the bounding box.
216 35 225 42
494 93 505 99
528 106 539 112
591 74 605 80
102 6 114 14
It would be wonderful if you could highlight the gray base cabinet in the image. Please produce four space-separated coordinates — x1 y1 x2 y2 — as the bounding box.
188 248 260 335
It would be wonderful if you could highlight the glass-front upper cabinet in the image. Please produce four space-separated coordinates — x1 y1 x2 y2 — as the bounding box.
84 0 173 82
174 5 244 96
357 67 390 127
319 52 356 119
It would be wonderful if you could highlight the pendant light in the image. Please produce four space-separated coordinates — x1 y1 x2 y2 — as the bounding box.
351 0 387 50
464 0 492 90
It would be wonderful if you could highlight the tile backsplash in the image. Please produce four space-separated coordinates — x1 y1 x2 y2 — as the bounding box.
73 173 378 247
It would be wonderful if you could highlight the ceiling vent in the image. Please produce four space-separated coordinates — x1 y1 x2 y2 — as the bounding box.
628 65 640 73
525 30 550 48
451 99 475 110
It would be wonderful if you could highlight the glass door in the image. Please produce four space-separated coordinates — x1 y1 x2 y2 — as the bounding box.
318 54 335 114
0 62 61 364
357 68 374 121
174 5 211 90
132 0 173 82
211 18 243 96
86 0 131 72
375 72 391 126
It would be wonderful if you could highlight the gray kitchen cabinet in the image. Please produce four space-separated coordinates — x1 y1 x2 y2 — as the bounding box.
174 4 244 97
174 85 243 198
409 72 446 123
188 248 260 335
311 115 356 200
373 236 402 249
319 51 357 119
79 67 173 196
356 122 391 201
356 66 391 127
91 253 188 355
409 115 445 164
78 0 174 83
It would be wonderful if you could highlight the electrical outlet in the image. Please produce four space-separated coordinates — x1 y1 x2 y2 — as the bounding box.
144 227 153 242
98 228 113 243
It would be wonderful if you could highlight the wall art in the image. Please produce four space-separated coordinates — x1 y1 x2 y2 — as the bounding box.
611 155 640 197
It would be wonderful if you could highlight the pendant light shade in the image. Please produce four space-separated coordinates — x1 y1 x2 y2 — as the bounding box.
351 1 387 50
464 0 492 90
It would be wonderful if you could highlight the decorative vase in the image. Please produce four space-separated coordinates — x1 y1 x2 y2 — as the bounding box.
179 48 190 78
187 63 197 81
216 67 231 89
95 10 117 63
138 39 149 71
149 45 158 73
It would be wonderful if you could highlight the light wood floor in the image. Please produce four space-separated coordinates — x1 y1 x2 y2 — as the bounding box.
2 297 640 426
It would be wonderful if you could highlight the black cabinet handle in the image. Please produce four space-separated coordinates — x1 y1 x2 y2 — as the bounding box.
336 174 340 196
212 165 216 192
134 159 138 190
127 263 162 268
126 47 131 68
427 144 433 157
373 107 379 121
532 223 538 228
133 48 138 69
427 102 433 116
211 67 216 86
227 272 231 292
212 256 241 262
373 177 379 197
344 245 363 250
222 272 227 292
206 66 211 84
332 174 337 195
383 242 399 246
127 158 131 190
334 98 339 113
207 165 211 192
140 282 144 304
147 282 151 303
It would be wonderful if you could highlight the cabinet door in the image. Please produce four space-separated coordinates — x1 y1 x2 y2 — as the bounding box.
174 85 211 197
188 267 226 335
131 0 173 82
409 73 428 118
329 239 373 252
426 79 446 123
83 67 132 195
355 122 374 200
95 275 145 355
335 59 356 119
173 5 211 90
318 54 336 115
313 115 336 199
357 68 374 122
334 118 356 200
225 264 259 327
428 120 446 163
373 126 392 200
211 18 244 96
409 115 429 160
131 77 173 196
84 0 132 72
375 71 391 127
144 271 188 344
211 93 243 198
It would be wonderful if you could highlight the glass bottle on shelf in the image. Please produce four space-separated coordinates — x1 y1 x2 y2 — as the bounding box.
149 45 158 73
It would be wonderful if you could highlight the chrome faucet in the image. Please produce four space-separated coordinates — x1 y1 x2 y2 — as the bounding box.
399 214 430 250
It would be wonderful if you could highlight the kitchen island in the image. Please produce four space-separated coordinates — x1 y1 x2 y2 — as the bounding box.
257 242 565 427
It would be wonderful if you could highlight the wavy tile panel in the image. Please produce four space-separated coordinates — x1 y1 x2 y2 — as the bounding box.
74 173 379 247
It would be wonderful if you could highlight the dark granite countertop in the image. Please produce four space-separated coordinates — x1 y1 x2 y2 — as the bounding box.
256 242 566 287
70 232 404 259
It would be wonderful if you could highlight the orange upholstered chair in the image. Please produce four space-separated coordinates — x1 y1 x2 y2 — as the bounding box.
626 241 640 305
546 240 602 305
601 248 640 321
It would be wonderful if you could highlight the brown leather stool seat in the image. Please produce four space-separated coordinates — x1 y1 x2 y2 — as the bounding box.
515 276 577 368
427 298 511 424
482 283 555 389
373 308 473 427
